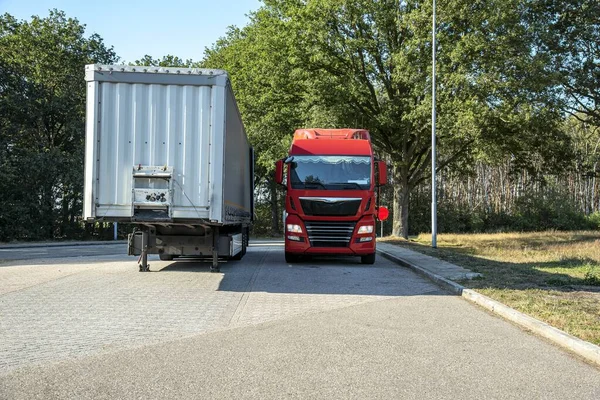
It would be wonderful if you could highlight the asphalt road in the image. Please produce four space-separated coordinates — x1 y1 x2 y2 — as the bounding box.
1 242 599 399
0 240 282 261
0 242 127 261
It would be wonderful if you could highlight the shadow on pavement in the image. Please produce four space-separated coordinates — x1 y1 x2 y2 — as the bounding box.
159 245 449 297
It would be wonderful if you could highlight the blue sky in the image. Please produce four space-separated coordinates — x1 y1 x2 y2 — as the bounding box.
1 0 262 63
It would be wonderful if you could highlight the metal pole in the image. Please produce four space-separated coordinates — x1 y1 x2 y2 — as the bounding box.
113 222 118 240
431 0 438 248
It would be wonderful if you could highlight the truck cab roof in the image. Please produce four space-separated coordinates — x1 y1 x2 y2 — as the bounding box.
293 129 370 141
290 128 373 156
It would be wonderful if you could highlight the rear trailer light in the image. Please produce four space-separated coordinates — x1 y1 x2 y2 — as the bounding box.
357 225 374 234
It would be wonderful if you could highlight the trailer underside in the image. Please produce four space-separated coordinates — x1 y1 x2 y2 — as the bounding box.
127 223 250 273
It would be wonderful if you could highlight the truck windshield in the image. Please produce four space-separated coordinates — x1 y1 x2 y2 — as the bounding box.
289 156 371 190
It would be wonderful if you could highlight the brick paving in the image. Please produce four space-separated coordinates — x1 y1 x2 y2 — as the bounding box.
0 246 440 374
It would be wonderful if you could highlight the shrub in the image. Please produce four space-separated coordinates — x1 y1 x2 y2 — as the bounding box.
512 190 594 231
587 212 600 230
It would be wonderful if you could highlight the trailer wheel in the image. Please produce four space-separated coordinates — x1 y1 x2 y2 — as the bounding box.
361 253 376 265
159 254 174 261
285 252 301 263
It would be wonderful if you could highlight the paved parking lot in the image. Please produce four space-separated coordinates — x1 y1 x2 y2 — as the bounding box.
1 242 600 399
0 243 440 373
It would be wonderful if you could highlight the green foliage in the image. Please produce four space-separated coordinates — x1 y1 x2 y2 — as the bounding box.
250 203 275 237
0 10 117 241
1 5 598 241
512 190 593 231
530 0 600 127
583 269 600 286
564 115 600 179
132 54 197 67
409 188 597 235
585 212 600 230
202 15 303 179
250 0 571 237
408 195 490 235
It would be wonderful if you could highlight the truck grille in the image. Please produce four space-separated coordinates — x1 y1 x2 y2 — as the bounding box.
305 221 356 248
299 198 361 217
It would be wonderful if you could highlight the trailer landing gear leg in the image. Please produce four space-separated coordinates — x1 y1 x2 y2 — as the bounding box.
211 227 220 273
138 228 150 272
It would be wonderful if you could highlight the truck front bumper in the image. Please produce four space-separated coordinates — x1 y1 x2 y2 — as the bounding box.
285 234 375 256
284 214 376 256
285 239 375 256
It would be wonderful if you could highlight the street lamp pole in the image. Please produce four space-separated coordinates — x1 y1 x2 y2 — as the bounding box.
431 0 438 248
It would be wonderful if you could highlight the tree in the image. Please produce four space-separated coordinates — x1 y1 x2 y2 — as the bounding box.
0 10 117 240
530 0 600 127
203 13 307 235
133 54 196 67
257 0 566 237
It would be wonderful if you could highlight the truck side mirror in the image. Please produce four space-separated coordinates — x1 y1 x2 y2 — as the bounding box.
275 159 284 185
376 161 387 186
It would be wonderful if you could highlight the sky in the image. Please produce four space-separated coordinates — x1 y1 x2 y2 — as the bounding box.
1 0 262 63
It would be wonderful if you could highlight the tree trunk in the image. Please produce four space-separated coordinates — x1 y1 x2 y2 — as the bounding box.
392 164 410 239
269 178 280 236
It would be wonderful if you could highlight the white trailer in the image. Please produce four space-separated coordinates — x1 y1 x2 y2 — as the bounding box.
83 64 253 271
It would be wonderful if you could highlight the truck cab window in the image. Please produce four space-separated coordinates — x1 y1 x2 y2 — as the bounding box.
289 156 371 190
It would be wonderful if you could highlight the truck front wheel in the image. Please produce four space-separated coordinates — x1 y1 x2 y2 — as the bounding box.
361 253 376 265
285 252 301 263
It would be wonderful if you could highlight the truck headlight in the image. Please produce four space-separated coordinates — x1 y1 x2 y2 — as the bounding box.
357 225 374 234
287 224 303 233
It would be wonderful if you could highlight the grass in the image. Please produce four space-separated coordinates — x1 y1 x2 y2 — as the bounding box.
382 231 600 345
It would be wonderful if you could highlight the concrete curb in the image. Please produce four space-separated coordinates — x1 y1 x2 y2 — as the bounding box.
0 241 127 250
378 249 600 368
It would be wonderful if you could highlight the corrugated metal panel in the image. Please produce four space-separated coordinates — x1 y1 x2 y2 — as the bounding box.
94 82 214 220
223 84 252 223
84 64 251 225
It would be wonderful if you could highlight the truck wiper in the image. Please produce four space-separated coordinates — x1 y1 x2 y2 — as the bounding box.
303 181 327 189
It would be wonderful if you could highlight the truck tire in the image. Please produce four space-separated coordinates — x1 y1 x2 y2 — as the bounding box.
159 254 174 261
361 253 376 265
285 252 301 263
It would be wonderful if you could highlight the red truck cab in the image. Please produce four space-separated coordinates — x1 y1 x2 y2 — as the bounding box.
275 129 387 264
